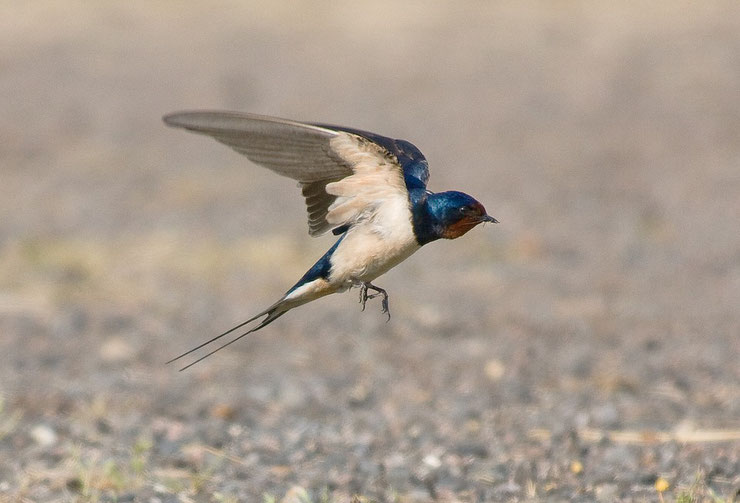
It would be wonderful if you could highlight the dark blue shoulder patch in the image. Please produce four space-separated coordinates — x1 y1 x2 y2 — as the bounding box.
286 234 344 294
393 140 429 190
331 224 350 235
310 122 430 193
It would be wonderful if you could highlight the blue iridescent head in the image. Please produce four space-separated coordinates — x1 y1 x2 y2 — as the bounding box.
425 190 498 241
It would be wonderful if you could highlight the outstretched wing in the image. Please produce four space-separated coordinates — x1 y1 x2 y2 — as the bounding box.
163 111 430 236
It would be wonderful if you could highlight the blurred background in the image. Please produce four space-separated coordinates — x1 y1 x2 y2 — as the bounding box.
1 1 738 501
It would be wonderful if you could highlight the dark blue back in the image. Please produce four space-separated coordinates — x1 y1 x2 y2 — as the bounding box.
311 123 430 192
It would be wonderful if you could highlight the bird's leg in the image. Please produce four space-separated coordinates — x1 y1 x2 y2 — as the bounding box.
359 283 369 311
359 282 390 321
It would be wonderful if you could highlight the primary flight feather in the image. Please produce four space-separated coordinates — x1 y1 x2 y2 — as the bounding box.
163 111 497 369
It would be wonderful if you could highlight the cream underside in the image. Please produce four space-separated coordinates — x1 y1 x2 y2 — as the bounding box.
325 133 420 288
283 277 333 304
285 132 420 303
327 215 420 289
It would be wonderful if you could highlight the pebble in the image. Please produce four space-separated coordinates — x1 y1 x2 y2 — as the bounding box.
423 454 442 469
30 424 57 447
484 359 506 381
99 336 135 362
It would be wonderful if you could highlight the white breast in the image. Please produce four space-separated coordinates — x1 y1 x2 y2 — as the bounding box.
327 195 420 288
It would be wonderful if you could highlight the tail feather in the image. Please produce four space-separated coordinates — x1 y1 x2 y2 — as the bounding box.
168 298 290 371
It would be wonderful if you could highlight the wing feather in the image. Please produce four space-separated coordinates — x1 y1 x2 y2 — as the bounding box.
164 112 350 184
163 111 422 236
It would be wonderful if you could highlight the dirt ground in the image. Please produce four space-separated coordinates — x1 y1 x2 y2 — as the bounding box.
1 1 739 501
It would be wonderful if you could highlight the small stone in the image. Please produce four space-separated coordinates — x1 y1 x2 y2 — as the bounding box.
30 424 57 447
484 359 505 381
423 454 442 469
99 336 135 362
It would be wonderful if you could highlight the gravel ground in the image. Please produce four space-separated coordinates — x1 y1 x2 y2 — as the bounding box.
1 1 739 501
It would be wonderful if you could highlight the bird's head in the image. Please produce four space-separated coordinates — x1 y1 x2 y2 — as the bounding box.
426 191 498 240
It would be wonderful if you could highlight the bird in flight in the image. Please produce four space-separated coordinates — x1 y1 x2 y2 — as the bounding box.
163 111 497 369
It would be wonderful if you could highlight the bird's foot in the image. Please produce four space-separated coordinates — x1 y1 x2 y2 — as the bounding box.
359 284 369 311
359 282 390 321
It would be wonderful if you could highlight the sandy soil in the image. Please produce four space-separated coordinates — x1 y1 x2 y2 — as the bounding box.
1 1 738 501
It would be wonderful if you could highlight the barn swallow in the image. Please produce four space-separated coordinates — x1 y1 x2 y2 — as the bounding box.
163 111 497 369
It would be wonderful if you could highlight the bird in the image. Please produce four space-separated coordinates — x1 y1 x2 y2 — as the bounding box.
163 111 497 370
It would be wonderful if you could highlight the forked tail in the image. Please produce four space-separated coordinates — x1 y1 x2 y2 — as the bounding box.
167 298 290 371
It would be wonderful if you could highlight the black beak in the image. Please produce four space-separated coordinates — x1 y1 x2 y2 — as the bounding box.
481 215 499 224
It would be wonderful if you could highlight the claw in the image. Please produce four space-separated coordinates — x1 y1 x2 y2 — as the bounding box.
359 283 369 311
381 296 390 321
358 282 391 321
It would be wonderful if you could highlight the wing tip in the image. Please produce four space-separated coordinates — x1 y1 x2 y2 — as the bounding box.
162 111 194 129
162 110 243 130
162 110 340 136
162 110 217 129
